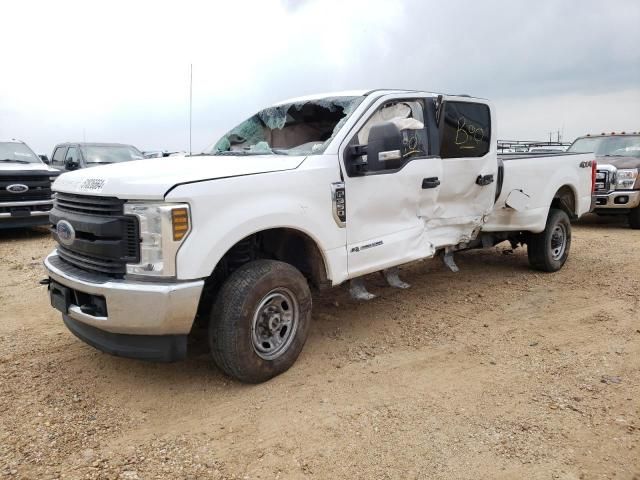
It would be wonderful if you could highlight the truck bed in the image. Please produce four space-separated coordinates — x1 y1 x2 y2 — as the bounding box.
483 152 594 233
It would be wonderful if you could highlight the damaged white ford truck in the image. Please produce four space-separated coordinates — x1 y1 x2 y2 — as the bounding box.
44 89 596 383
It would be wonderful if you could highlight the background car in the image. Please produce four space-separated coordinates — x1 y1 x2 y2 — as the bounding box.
49 142 144 171
0 138 59 229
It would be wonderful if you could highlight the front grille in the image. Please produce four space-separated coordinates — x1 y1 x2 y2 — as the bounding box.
51 193 140 278
0 173 53 202
594 170 612 193
54 192 124 216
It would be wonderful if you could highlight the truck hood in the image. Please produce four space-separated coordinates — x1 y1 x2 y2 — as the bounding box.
52 154 306 199
1 162 57 174
596 155 640 170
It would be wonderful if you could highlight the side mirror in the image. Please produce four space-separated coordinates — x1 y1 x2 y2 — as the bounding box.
367 122 403 169
39 155 50 164
346 122 403 175
65 159 79 170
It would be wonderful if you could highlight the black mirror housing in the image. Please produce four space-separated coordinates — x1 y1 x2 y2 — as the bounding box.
365 122 403 171
345 122 403 176
39 155 50 164
65 159 79 170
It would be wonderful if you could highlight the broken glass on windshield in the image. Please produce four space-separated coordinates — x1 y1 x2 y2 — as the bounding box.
206 96 364 156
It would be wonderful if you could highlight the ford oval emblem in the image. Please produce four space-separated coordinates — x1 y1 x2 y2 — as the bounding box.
56 220 76 246
7 184 29 194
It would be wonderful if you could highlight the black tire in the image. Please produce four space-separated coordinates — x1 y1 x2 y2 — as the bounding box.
629 206 640 229
209 259 312 383
526 208 572 272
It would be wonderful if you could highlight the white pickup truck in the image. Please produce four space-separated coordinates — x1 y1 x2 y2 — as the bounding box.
1 139 59 229
44 89 596 383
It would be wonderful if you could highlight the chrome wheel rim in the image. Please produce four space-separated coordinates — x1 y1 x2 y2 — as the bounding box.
550 223 567 261
251 288 299 360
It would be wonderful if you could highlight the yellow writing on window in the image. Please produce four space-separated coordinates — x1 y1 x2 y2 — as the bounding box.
454 116 484 149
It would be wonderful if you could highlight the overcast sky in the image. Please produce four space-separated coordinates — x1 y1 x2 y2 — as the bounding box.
1 0 639 154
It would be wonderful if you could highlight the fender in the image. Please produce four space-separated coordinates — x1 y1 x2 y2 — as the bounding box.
166 159 346 281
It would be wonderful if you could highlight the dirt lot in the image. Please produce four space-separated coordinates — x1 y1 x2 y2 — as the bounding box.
0 216 638 480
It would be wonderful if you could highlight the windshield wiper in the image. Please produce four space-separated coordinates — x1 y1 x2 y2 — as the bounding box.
0 159 31 164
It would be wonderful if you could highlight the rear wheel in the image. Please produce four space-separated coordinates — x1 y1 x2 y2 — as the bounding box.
209 259 312 383
526 208 571 272
629 206 640 229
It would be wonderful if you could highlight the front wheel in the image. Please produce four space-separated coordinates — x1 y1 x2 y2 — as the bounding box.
629 205 640 229
526 208 571 272
209 260 312 383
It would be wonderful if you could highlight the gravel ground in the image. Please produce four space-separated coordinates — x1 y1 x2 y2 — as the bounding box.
0 216 638 479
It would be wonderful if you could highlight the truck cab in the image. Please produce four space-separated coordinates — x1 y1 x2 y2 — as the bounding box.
568 132 640 228
50 142 145 172
0 139 59 229
44 89 595 383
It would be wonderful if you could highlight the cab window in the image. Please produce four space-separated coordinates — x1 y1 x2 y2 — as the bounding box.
52 146 67 166
354 99 428 173
65 147 79 163
440 101 491 158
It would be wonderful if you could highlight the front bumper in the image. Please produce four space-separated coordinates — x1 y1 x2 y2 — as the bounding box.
61 314 189 362
44 251 204 360
594 190 640 210
0 200 53 229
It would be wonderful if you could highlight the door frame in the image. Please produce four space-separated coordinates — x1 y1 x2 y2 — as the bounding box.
337 93 444 278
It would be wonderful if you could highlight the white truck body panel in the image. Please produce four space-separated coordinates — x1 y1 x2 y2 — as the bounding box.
484 154 593 233
52 154 306 200
168 154 348 283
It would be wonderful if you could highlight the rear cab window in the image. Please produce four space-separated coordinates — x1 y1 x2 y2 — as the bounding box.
440 101 491 158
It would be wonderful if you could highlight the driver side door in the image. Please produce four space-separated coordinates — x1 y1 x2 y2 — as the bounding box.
340 95 443 278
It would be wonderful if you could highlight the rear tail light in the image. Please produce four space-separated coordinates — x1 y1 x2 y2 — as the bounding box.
591 160 597 192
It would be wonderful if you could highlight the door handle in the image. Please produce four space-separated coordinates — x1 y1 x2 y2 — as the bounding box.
476 174 494 186
422 177 440 189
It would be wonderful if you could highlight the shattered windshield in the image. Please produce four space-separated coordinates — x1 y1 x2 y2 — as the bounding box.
205 96 365 156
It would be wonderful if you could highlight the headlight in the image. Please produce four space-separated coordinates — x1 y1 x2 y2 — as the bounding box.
615 169 638 190
124 202 191 278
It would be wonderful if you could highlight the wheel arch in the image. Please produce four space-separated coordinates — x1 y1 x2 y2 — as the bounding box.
195 226 331 323
550 184 579 219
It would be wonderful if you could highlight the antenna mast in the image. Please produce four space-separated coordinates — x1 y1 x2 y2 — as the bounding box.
189 64 193 156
